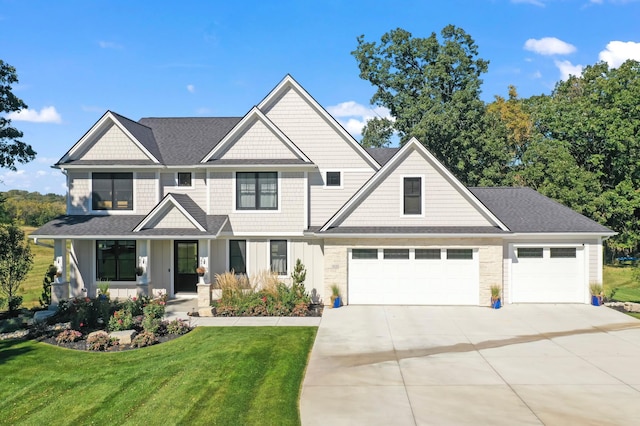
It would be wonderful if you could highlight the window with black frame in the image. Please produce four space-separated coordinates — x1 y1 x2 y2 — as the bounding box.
96 240 136 281
270 240 287 275
92 172 133 210
229 240 247 274
236 172 277 210
403 177 421 215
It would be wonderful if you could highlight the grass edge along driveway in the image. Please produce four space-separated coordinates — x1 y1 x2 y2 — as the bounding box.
0 327 317 426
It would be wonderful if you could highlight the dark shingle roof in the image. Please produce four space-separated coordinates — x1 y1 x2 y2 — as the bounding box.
31 214 228 238
138 117 241 165
111 112 164 162
469 187 614 233
365 147 400 166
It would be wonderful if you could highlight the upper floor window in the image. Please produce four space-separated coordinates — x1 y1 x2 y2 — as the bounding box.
326 171 341 187
92 173 133 210
403 177 422 215
236 172 277 210
177 172 192 187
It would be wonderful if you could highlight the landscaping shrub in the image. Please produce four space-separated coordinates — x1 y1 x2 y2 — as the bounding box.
142 300 165 319
56 297 116 330
142 316 163 334
213 267 313 317
166 319 191 335
121 295 149 316
108 309 134 331
131 331 157 348
8 296 23 312
0 297 5 310
86 331 118 351
55 329 82 344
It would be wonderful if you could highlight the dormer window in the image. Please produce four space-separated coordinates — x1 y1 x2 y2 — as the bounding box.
92 173 133 210
403 177 422 215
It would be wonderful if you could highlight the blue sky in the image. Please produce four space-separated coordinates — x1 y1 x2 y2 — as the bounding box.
1 0 639 195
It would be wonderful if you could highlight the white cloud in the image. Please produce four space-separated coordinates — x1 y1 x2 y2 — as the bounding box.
36 156 58 164
599 41 640 68
6 106 62 123
532 70 542 79
326 101 393 138
81 105 104 113
555 60 584 80
187 84 195 93
98 41 123 49
524 37 577 55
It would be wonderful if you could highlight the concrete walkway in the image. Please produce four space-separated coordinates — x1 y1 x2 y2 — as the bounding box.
300 305 640 425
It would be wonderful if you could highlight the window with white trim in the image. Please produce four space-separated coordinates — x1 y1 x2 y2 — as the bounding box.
403 177 422 215
177 172 192 187
92 173 133 210
270 240 287 275
517 248 543 258
352 249 378 259
447 249 473 260
550 248 576 258
96 240 136 281
236 172 277 210
415 249 441 259
229 240 246 274
326 171 341 187
384 249 409 259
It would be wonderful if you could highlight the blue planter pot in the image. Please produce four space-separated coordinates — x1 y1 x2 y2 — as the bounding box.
591 295 602 306
333 296 341 308
491 298 501 309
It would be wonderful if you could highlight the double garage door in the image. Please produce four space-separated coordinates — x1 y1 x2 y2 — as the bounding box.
348 248 479 305
511 246 586 303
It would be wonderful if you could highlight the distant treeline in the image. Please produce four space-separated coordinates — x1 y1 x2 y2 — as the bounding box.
0 190 65 227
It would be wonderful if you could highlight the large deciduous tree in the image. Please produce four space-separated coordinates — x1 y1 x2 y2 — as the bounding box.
517 60 640 252
352 25 509 185
0 60 36 170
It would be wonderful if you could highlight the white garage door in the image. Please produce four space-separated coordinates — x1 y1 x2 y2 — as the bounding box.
348 248 479 305
511 246 586 303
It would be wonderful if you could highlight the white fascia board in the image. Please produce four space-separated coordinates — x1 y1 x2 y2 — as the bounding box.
58 164 161 170
313 232 510 239
133 194 205 232
61 111 160 164
201 107 312 163
205 164 317 171
217 231 306 237
31 234 219 240
257 75 381 171
507 232 617 239
213 217 229 238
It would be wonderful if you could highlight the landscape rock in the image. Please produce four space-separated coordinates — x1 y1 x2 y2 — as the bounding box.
109 330 138 345
33 310 56 323
199 307 216 317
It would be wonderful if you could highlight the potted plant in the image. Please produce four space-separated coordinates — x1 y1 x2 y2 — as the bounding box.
490 284 501 309
590 283 604 306
135 266 144 277
196 266 206 277
330 284 341 308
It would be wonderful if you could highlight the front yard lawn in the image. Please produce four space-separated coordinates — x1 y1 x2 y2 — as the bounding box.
604 265 640 302
0 327 316 425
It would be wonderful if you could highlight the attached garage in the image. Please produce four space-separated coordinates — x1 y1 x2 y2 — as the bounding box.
510 245 587 303
348 248 479 305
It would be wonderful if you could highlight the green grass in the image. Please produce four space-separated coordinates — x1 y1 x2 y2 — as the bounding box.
17 226 54 308
604 264 640 302
0 327 317 425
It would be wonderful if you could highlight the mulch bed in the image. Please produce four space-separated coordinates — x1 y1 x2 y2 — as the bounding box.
37 331 187 352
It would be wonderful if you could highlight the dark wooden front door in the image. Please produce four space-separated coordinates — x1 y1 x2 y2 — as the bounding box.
174 240 198 293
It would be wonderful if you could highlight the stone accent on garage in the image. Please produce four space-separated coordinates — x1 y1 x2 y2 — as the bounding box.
323 238 503 307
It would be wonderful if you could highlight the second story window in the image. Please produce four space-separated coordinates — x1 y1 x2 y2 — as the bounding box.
403 177 422 215
177 172 192 187
92 172 133 210
326 171 341 187
236 172 277 210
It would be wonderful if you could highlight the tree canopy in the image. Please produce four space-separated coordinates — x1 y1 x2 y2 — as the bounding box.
353 26 640 254
352 25 510 185
0 60 36 170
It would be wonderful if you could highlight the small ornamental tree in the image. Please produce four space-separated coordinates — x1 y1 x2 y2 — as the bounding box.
291 259 307 299
0 223 34 312
40 264 57 307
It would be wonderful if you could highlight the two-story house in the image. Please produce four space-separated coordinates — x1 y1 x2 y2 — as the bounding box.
32 75 614 306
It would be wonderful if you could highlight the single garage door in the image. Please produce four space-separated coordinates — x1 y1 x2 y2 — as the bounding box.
511 246 586 303
348 248 479 305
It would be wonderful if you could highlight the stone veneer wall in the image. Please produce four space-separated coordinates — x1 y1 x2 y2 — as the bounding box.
323 238 503 306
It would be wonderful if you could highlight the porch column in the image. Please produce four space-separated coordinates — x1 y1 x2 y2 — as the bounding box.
136 239 150 296
51 239 69 306
198 239 210 283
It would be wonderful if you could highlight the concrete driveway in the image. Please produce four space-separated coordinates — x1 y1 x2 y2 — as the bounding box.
300 305 640 425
